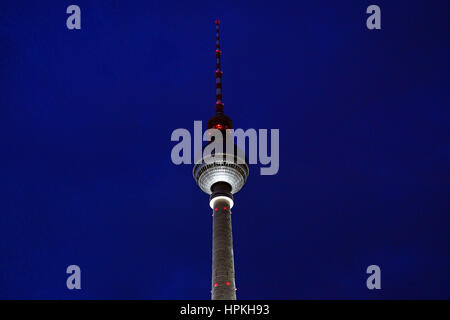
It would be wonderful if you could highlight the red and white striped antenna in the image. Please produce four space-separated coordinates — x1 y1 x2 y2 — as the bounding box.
215 20 224 113
206 20 233 130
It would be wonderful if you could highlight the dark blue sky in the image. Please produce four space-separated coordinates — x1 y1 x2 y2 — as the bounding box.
0 0 448 299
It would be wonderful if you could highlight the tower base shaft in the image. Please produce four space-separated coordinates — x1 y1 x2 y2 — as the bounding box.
211 198 236 300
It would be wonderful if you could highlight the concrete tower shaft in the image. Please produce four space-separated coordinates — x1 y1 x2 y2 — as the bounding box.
211 197 236 300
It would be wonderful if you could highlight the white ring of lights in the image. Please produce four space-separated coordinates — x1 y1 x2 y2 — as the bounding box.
209 196 234 209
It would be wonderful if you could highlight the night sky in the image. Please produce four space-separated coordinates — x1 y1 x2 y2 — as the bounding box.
0 1 449 299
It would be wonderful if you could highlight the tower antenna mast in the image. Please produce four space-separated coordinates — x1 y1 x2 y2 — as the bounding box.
215 20 224 113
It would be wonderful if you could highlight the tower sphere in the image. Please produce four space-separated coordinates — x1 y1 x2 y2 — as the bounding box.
193 136 249 203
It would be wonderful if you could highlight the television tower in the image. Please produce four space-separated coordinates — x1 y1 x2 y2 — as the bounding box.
193 20 249 300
